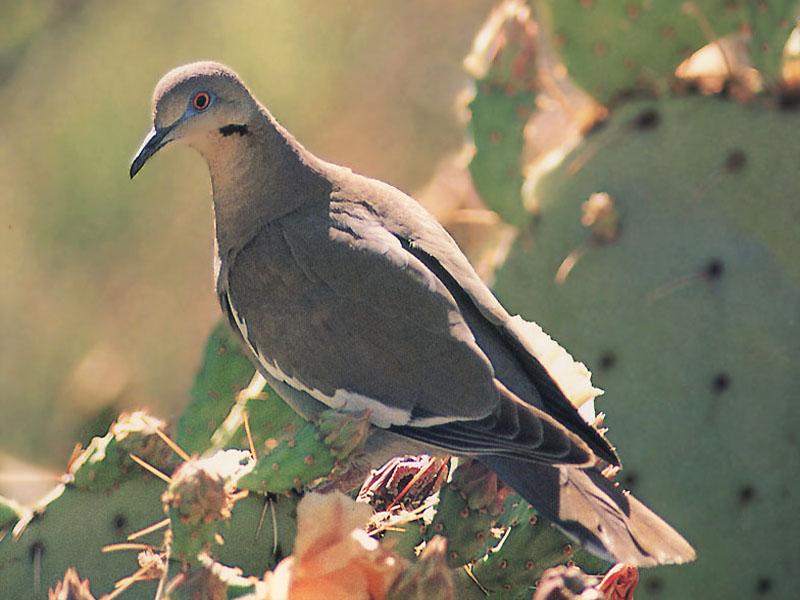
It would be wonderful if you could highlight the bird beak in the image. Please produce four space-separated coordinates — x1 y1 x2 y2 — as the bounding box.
129 123 176 179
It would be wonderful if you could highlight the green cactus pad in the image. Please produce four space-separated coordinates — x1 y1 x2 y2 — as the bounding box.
230 399 367 494
467 0 540 226
176 321 257 455
471 495 608 599
746 1 798 86
0 494 24 531
493 94 800 598
237 420 335 494
214 492 298 576
69 411 176 491
424 461 507 568
538 0 799 102
0 479 165 598
213 389 307 454
380 516 426 561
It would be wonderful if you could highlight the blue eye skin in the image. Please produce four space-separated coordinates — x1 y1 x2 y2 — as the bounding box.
190 91 213 112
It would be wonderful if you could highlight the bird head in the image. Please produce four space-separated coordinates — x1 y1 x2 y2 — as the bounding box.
130 61 257 178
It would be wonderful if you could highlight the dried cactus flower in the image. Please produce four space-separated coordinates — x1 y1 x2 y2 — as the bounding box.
262 492 403 600
48 568 96 600
596 563 639 600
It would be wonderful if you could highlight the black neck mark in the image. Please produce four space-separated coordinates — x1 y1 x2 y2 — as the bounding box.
219 124 249 137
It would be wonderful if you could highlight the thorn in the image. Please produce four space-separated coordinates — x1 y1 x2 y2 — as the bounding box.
112 564 151 589
162 572 187 597
127 518 170 541
229 490 249 502
645 273 697 305
256 495 269 541
463 564 490 596
105 577 139 599
107 555 166 600
102 542 154 553
555 245 587 284
243 409 257 460
129 454 172 484
66 443 84 472
154 429 191 462
153 536 172 600
270 496 278 555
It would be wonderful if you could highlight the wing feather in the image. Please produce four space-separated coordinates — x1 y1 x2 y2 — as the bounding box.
222 198 592 465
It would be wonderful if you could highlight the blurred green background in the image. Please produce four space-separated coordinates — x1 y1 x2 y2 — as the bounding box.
0 0 495 481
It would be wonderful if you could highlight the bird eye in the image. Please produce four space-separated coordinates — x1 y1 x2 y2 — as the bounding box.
192 91 211 111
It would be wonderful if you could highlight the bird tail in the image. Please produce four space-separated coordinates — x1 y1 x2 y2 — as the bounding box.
479 456 696 567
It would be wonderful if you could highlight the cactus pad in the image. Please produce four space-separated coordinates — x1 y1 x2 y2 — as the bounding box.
493 93 800 598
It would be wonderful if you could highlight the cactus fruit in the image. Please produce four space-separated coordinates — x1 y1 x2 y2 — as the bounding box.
162 451 251 564
492 94 800 598
466 0 540 226
538 0 800 103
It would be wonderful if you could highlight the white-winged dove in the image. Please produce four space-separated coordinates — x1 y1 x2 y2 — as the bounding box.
131 62 695 566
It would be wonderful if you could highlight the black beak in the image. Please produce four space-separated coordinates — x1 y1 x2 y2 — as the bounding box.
129 123 175 179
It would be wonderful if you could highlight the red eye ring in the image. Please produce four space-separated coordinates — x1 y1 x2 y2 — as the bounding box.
192 91 211 111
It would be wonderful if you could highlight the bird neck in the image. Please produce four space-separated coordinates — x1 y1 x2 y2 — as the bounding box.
199 105 330 253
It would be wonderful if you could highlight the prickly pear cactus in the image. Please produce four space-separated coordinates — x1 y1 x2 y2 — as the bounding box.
424 460 509 567
175 321 256 455
537 0 799 102
466 0 540 226
747 0 800 84
416 460 608 597
0 472 166 598
69 411 176 491
492 94 800 598
0 494 23 530
471 495 607 599
163 451 248 563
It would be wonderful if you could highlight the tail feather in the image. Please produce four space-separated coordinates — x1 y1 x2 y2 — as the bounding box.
480 456 696 567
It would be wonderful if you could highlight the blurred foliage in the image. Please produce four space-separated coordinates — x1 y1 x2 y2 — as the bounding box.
0 0 494 469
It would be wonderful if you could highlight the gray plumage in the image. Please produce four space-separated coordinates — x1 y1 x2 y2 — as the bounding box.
131 61 695 566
